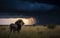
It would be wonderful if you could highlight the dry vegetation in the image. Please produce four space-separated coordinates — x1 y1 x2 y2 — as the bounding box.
0 25 60 38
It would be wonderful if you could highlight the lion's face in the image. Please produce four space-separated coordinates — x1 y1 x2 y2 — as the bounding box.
18 20 24 25
15 19 24 26
20 21 24 25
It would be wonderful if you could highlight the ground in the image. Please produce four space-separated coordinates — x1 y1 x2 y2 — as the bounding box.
0 25 60 38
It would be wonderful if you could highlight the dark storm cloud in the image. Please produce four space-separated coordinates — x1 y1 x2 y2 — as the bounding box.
17 0 60 7
16 1 55 11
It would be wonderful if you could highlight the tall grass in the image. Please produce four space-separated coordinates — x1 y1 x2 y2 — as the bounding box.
0 25 60 38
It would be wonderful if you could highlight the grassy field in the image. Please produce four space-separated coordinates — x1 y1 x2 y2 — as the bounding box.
0 25 60 38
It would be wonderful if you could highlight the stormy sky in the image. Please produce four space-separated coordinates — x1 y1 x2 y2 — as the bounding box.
0 0 60 25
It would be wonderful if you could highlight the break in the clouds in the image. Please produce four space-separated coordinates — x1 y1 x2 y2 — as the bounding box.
0 18 36 25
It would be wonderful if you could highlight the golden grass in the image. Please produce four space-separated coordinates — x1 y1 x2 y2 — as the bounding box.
0 25 60 38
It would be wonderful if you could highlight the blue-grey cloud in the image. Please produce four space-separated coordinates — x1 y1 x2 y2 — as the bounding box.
16 1 55 11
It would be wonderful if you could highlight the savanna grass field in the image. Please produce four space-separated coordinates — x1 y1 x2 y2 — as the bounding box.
0 25 60 38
